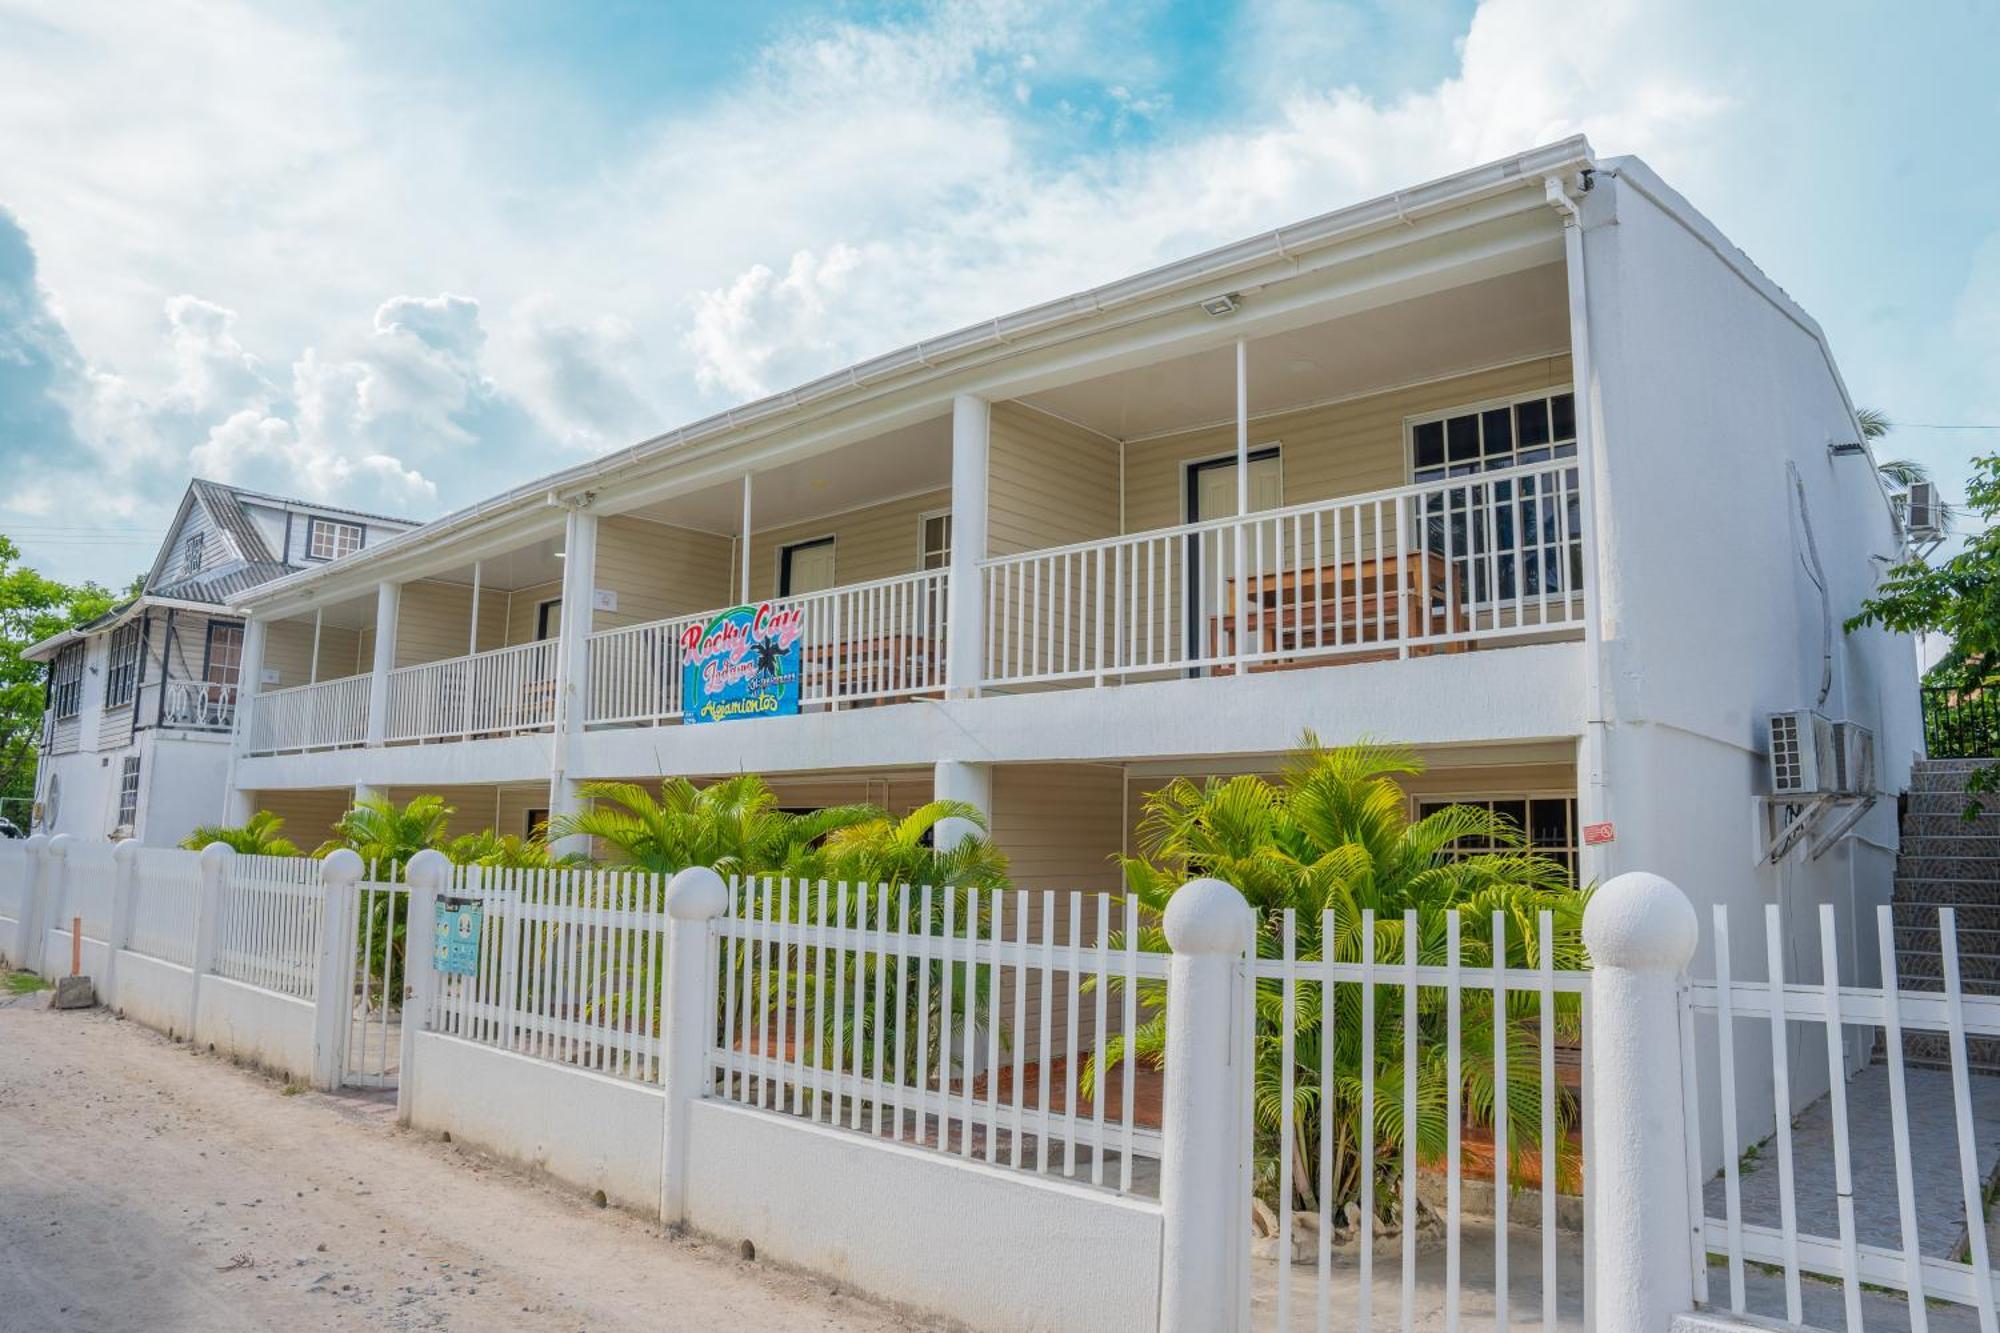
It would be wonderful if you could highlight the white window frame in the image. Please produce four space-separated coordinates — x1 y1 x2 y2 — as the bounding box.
918 509 952 571
116 756 142 830
1402 386 1576 483
105 621 141 709
306 517 365 561
50 644 84 720
1412 790 1580 881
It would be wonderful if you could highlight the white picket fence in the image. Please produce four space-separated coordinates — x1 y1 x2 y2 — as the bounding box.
708 878 1164 1190
1685 902 2000 1329
0 838 26 926
128 847 200 967
211 853 323 1000
426 864 669 1085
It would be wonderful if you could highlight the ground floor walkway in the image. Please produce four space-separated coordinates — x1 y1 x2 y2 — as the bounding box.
0 977 912 1332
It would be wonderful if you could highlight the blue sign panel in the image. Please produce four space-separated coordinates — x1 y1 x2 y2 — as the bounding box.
433 896 483 976
680 602 805 725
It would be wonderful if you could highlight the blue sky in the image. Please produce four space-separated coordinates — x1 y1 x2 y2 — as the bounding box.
0 0 1995 586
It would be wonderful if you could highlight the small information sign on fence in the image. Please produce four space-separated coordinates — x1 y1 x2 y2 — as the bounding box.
433 896 483 976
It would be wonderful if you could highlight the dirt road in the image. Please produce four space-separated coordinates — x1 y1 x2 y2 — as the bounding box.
0 977 922 1331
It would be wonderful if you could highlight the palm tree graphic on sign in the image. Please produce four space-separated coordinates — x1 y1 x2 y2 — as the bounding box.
752 634 785 679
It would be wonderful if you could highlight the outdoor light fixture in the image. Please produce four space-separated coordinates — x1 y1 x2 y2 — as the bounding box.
1827 440 1867 457
1200 293 1240 317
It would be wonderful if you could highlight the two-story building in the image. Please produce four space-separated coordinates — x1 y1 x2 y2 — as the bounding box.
223 140 1920 980
26 479 415 845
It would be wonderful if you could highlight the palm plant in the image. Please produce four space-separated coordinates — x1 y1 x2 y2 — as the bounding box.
541 775 877 876
1088 737 1586 1221
179 809 299 856
444 829 588 869
1861 406 1957 531
314 793 455 873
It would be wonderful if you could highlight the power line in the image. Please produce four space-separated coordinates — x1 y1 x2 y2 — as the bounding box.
1888 422 2000 431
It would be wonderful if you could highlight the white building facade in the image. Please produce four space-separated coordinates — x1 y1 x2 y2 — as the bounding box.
27 480 414 846
219 140 1918 990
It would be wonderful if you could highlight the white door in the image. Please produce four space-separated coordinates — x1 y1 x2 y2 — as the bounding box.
1188 452 1282 661
781 539 837 597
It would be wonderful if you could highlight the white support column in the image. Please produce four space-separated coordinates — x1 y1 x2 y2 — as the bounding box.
467 561 482 657
931 758 991 852
190 842 234 1040
738 475 753 606
12 834 46 969
223 615 268 827
365 581 400 747
309 608 323 685
947 393 990 697
1232 339 1250 676
549 506 599 848
311 849 364 1091
239 615 267 706
105 840 140 1007
660 865 727 1225
1158 876 1255 1333
396 848 451 1126
1583 871 1700 1332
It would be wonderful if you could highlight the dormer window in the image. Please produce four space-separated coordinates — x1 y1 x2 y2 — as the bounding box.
307 518 364 561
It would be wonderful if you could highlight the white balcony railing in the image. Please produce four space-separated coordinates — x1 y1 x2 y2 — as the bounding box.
384 640 559 743
979 460 1584 688
161 679 237 730
586 568 950 728
243 674 370 755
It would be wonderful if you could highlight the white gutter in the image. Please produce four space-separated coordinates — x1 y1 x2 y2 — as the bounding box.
237 136 1596 613
22 594 236 661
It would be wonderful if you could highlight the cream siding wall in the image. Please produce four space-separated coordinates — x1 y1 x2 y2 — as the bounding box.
262 620 366 689
1119 356 1573 536
592 516 734 630
246 788 354 850
744 489 949 598
501 582 565 648
986 404 1119 558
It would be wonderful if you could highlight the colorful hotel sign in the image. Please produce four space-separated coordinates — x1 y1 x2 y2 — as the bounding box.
680 602 805 725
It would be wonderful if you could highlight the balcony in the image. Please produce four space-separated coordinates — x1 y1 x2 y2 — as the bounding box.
385 640 559 743
160 680 239 731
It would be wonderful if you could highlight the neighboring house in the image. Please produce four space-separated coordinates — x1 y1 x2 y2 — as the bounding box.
224 139 1919 1011
25 479 416 845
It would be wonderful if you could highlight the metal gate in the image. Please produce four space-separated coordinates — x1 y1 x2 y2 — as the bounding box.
339 876 408 1089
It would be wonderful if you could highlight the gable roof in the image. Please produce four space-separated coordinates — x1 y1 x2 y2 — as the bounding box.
190 477 276 565
141 478 420 602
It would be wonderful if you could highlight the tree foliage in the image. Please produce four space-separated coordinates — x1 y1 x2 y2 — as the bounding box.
179 810 299 856
1091 736 1586 1220
1847 452 2000 689
0 535 119 807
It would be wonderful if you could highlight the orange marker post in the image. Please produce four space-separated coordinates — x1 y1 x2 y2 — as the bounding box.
71 915 82 977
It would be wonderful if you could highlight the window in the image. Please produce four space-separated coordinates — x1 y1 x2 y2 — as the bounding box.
1417 794 1579 883
105 622 141 709
181 532 205 578
1409 390 1581 604
525 807 549 840
920 512 953 570
50 645 84 719
307 517 365 561
203 622 244 689
779 537 837 596
116 757 141 830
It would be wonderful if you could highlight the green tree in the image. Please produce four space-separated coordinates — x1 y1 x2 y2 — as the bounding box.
179 810 300 856
1860 407 1957 531
807 801 1010 891
443 829 587 869
1090 737 1585 1220
0 535 118 811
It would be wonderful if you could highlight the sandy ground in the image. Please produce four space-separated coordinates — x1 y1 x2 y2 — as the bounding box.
0 976 923 1332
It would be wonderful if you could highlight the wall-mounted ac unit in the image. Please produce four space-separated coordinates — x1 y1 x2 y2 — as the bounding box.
1767 711 1875 798
1906 480 1942 541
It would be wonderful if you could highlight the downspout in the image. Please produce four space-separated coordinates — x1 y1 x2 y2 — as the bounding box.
1550 174 1616 881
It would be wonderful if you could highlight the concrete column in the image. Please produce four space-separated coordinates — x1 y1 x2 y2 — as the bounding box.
1582 871 1700 1331
931 759 991 852
311 849 364 1091
1158 876 1255 1333
14 833 48 970
549 507 599 851
105 839 140 1007
946 393 990 697
238 616 268 704
396 847 452 1126
190 842 234 1040
660 865 727 1225
365 581 400 746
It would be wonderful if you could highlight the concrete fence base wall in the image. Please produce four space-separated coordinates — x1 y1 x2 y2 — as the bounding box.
405 1033 665 1213
111 950 195 1037
191 974 315 1080
684 1099 1164 1333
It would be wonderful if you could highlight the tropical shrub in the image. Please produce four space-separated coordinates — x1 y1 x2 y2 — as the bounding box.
444 829 587 870
1089 737 1586 1221
313 793 455 872
542 775 878 876
178 809 299 856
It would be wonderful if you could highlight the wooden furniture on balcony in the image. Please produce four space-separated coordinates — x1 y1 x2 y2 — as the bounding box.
801 633 944 707
1208 550 1468 671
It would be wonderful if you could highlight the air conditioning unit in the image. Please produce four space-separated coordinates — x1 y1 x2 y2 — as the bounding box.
1767 711 1875 797
1829 720 1876 797
1767 710 1835 796
1906 480 1942 541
